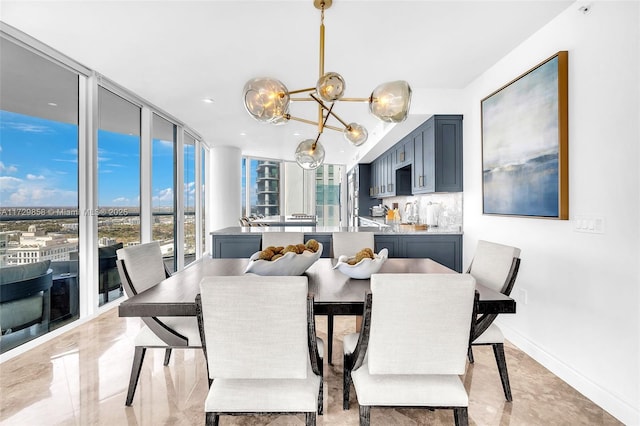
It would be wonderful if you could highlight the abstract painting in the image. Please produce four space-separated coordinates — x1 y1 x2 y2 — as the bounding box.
481 51 568 219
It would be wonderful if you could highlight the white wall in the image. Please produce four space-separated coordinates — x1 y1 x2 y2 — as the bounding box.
209 146 242 232
461 2 639 424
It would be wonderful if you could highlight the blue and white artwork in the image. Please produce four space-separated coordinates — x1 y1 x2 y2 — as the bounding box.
482 55 561 217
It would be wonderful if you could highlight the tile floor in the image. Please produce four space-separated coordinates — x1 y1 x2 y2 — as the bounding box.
0 309 622 425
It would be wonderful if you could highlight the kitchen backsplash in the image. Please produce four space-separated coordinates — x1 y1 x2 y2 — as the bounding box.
376 193 463 231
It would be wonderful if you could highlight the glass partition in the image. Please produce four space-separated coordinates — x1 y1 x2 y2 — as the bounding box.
151 114 176 272
96 87 141 305
0 37 80 352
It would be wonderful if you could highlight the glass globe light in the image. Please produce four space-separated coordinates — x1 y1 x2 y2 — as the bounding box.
369 80 412 123
243 78 290 123
344 123 368 146
316 72 345 102
295 139 325 170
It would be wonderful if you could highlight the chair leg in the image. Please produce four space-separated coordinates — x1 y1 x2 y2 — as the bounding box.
318 376 324 415
343 353 352 410
305 412 316 426
125 346 146 406
454 407 469 426
327 314 334 365
467 345 474 363
163 348 172 366
205 412 219 426
359 405 370 426
492 343 512 401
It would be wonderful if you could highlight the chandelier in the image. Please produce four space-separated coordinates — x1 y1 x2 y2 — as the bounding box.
242 0 412 170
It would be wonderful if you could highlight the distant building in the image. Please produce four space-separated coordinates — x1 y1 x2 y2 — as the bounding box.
255 160 279 216
3 225 78 266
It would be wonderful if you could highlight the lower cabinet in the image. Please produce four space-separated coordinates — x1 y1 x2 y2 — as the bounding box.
212 232 462 272
212 234 261 258
374 234 462 272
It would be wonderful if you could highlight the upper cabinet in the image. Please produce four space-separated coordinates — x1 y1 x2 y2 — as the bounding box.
412 115 463 194
370 114 463 197
394 137 413 168
370 151 396 198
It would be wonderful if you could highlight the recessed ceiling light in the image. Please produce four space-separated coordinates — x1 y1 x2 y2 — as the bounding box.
202 98 215 103
47 102 57 107
293 132 301 136
240 132 247 136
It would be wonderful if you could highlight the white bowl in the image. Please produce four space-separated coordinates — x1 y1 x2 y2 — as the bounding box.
245 243 323 276
333 248 389 279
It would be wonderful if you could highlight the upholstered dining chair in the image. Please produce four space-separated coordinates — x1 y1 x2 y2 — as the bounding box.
261 232 304 250
116 241 201 406
343 273 477 425
331 231 375 258
327 232 375 364
196 275 323 426
467 239 521 401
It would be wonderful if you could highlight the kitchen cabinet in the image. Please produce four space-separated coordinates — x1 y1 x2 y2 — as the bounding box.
212 230 462 272
371 151 396 198
412 115 463 194
394 137 413 168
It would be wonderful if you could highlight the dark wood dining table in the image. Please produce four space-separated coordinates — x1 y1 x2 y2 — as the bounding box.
119 257 516 363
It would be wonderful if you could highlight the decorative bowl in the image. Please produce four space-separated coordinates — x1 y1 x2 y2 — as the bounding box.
332 248 389 279
245 243 323 276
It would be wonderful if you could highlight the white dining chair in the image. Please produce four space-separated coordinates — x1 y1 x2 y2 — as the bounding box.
344 273 477 425
467 239 521 401
328 232 375 365
196 275 323 425
261 232 304 250
116 241 201 406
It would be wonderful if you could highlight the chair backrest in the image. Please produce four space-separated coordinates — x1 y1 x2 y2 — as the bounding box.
367 273 476 376
198 275 310 380
116 242 166 295
468 240 521 293
261 232 304 250
331 231 374 258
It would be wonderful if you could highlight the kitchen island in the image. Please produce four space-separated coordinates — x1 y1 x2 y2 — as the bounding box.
211 226 463 272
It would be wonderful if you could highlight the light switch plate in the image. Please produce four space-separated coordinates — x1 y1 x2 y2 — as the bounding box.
573 215 605 234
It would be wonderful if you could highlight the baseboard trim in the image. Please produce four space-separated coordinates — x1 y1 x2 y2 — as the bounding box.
498 321 640 425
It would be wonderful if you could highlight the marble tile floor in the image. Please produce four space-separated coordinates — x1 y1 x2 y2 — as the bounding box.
0 309 622 426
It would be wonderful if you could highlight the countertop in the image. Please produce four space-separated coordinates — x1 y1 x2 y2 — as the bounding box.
212 226 463 236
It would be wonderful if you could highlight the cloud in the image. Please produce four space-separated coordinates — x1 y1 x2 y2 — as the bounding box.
0 176 23 189
153 187 173 203
26 174 45 180
0 162 18 174
53 158 79 164
4 186 77 206
2 121 52 134
112 197 130 203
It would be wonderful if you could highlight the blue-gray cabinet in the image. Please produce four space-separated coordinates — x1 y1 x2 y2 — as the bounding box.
412 115 463 194
211 231 462 272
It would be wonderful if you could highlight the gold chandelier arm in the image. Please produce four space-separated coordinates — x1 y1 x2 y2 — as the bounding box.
337 97 371 102
288 87 316 95
287 115 343 132
309 93 352 129
290 97 318 102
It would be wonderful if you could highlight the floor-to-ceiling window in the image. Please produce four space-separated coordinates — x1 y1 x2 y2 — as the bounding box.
183 133 196 266
0 27 209 357
96 86 141 305
241 157 342 223
0 37 81 352
151 114 176 271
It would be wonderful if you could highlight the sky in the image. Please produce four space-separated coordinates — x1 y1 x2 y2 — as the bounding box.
0 110 193 209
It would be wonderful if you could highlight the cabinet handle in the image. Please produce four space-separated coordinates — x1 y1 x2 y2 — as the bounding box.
389 183 394 192
419 176 424 187
370 187 373 196
400 152 404 162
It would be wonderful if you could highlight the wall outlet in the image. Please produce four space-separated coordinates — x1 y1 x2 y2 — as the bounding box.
574 215 605 234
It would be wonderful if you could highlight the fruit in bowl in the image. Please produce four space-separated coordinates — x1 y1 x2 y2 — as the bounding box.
245 240 323 276
333 248 389 279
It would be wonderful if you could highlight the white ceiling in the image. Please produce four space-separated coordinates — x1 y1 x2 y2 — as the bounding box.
0 0 574 165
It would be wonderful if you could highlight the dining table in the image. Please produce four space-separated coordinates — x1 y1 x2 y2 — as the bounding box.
118 257 516 363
